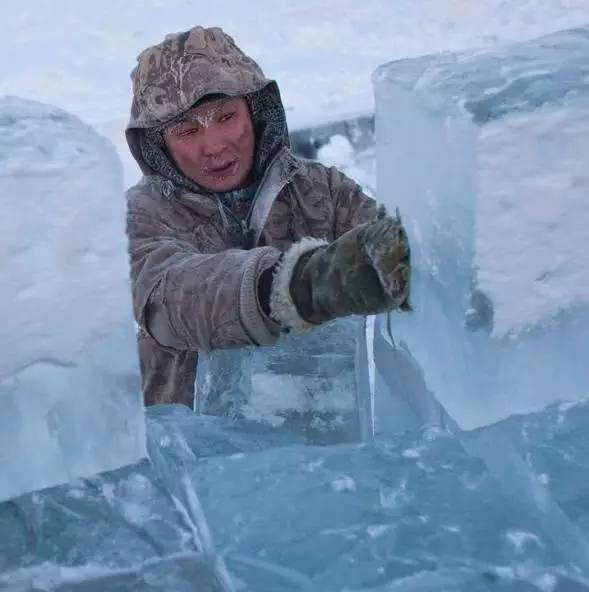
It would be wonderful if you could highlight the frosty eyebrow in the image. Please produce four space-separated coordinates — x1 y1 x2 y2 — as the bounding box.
165 102 240 139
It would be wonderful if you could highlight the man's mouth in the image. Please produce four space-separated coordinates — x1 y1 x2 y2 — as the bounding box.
206 161 237 176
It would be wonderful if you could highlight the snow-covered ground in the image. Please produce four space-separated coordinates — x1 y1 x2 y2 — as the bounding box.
2 0 589 186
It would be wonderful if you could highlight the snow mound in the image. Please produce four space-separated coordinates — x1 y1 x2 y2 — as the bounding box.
0 97 145 502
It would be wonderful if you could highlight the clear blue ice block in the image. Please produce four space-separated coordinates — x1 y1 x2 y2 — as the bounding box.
372 27 589 428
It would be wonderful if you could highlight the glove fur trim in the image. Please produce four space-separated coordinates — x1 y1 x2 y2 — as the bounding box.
269 237 328 333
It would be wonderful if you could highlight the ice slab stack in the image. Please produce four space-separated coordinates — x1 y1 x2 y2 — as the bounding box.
373 27 589 428
0 97 146 502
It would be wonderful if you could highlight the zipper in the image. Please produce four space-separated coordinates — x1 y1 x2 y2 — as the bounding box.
211 146 294 249
216 198 256 249
216 147 288 250
244 147 286 231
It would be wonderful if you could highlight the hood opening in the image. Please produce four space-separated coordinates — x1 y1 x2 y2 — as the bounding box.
124 26 290 194
132 82 289 195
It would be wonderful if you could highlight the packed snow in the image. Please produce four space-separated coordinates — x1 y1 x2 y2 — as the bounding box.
0 97 145 502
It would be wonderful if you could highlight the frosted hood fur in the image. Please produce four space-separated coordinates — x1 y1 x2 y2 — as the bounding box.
126 26 289 179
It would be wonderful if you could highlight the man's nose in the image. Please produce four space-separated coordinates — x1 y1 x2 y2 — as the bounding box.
202 128 226 157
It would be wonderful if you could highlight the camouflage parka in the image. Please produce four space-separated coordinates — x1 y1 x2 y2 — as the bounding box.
125 26 376 407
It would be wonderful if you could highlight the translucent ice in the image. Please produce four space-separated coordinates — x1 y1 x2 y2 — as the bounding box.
371 320 459 438
3 403 589 590
312 131 457 439
196 317 368 445
372 27 589 428
0 412 234 591
0 97 146 502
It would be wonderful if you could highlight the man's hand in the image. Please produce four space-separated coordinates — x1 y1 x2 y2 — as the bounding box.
357 207 412 311
269 208 411 330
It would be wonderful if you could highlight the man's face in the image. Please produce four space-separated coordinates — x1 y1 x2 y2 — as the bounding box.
164 97 255 192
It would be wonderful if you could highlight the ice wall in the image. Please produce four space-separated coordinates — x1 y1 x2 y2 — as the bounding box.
0 97 146 501
373 27 589 428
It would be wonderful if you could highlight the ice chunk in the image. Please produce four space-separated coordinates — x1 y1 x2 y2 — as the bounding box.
312 134 456 439
184 402 589 590
0 97 146 502
0 411 234 591
372 318 459 438
316 133 356 169
196 318 367 445
316 132 377 197
372 27 589 428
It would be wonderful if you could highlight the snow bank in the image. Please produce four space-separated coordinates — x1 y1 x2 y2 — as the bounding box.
0 97 145 502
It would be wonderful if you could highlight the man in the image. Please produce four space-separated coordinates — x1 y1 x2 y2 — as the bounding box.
125 26 410 408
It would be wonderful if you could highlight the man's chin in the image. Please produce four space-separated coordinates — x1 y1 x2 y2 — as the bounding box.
204 178 241 192
198 166 249 192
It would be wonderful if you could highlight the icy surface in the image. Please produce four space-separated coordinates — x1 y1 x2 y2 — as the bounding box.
2 402 589 590
0 97 146 502
373 27 589 428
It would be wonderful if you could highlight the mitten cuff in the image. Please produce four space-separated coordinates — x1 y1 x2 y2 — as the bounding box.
269 237 328 333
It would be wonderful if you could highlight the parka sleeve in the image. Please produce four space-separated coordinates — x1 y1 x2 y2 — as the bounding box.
327 166 378 237
126 207 281 352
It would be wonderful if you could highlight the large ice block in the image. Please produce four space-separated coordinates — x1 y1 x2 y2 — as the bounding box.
0 97 146 501
3 403 589 590
373 27 589 428
195 403 589 591
196 317 369 445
